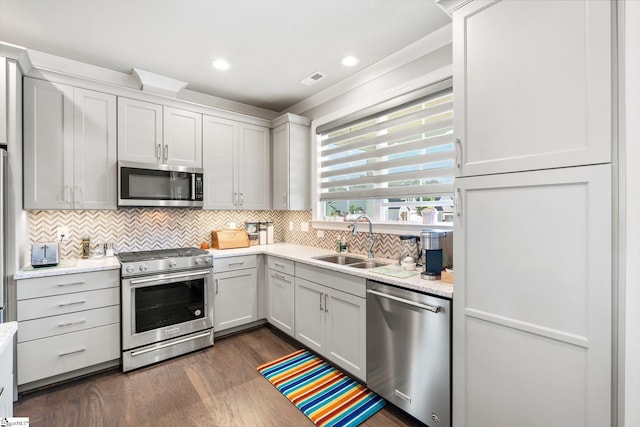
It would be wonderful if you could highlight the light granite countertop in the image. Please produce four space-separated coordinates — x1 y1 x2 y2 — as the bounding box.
209 243 453 299
0 321 17 354
13 243 453 299
13 256 121 280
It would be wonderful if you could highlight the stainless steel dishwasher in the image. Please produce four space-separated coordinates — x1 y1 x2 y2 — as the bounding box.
366 280 451 426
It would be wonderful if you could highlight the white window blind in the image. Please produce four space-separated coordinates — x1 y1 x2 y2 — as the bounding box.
318 86 454 202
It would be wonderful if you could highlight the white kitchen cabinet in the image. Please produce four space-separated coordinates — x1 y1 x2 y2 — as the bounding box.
0 325 15 417
16 269 120 389
272 114 310 210
266 257 295 337
203 115 270 210
0 57 7 146
453 164 611 427
214 255 258 332
294 264 366 381
453 0 612 177
162 106 202 167
118 97 202 168
23 77 117 209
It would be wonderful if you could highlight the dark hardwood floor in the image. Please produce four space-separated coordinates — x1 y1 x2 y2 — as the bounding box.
14 326 421 426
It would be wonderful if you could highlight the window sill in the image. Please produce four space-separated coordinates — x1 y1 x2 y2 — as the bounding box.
311 220 453 236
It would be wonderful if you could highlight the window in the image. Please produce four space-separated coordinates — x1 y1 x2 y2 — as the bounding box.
317 81 454 226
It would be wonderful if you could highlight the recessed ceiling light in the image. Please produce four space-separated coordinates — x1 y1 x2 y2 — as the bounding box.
211 59 230 71
340 55 360 67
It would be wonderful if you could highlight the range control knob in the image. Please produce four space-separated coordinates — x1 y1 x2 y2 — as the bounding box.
169 261 177 268
195 258 203 265
205 258 212 264
126 266 135 273
139 264 148 272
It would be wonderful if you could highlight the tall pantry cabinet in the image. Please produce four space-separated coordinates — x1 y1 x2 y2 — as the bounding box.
450 1 614 426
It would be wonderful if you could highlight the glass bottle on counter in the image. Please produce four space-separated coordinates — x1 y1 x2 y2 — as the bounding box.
81 236 91 259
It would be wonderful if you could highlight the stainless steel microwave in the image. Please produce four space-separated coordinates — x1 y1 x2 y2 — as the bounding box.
118 161 204 208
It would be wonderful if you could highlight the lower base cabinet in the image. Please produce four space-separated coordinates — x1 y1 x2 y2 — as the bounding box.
0 332 14 417
294 264 366 382
16 270 120 389
214 255 258 332
267 257 295 337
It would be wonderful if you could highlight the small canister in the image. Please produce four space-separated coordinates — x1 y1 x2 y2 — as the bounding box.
81 236 91 259
266 222 274 244
259 222 267 245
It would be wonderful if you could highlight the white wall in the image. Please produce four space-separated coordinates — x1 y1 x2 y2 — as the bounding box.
622 1 640 425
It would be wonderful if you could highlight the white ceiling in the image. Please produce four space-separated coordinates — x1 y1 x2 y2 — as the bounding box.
0 0 451 113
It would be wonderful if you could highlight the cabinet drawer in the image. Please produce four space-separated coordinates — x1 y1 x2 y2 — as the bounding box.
17 287 119 321
295 263 366 298
17 269 119 300
17 323 120 386
18 305 120 343
214 255 257 273
267 256 295 276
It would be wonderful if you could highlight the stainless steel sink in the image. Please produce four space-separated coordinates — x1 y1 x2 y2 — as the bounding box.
312 254 364 265
349 261 387 269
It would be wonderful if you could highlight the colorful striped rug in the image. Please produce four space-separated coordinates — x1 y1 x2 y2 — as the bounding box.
257 349 386 427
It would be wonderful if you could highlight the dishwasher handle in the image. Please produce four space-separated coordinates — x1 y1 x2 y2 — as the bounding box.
367 289 441 313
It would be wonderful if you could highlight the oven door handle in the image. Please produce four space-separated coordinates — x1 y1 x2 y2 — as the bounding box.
129 269 212 286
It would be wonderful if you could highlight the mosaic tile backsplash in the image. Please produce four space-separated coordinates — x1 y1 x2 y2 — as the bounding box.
29 209 415 261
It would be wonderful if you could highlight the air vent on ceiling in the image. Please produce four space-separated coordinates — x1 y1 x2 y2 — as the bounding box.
300 71 326 86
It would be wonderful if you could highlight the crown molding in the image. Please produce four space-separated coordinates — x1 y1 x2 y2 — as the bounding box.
132 68 187 98
435 0 473 16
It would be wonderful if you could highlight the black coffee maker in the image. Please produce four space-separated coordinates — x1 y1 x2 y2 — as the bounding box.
420 229 447 280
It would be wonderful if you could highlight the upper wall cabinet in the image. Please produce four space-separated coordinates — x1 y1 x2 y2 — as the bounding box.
24 77 117 209
272 114 311 210
453 0 612 177
202 115 270 210
118 97 202 168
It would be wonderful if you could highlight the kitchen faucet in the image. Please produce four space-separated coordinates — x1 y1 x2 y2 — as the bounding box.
352 214 375 258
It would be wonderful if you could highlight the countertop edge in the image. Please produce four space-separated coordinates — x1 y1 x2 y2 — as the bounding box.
14 244 453 298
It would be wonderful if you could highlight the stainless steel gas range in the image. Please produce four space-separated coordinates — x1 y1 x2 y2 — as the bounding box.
117 247 214 372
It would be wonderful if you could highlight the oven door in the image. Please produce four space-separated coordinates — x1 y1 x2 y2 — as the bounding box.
122 268 214 351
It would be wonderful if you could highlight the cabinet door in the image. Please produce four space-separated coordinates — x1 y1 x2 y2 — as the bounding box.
163 107 202 168
202 115 238 210
325 287 366 381
294 278 324 353
73 88 117 209
238 123 270 210
214 268 258 332
267 269 295 337
272 123 289 210
0 57 7 146
117 97 163 164
453 0 612 177
453 164 611 427
23 77 74 209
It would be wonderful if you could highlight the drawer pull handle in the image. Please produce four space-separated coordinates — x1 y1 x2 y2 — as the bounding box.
58 319 86 327
0 386 4 397
58 300 86 307
57 281 85 287
228 262 245 266
274 262 285 268
271 273 288 281
59 347 86 357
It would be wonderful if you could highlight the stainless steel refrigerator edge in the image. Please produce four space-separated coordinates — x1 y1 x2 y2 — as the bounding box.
366 280 452 426
0 149 6 322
